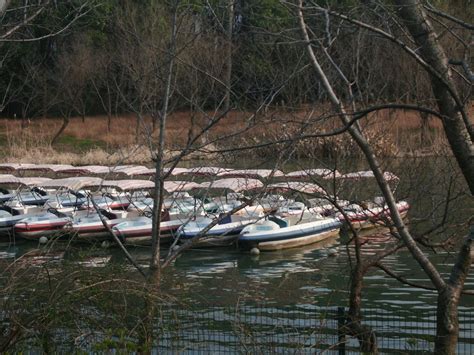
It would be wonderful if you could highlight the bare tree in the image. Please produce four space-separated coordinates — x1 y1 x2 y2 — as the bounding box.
50 37 95 145
150 0 179 274
292 1 473 353
393 0 473 193
223 0 234 114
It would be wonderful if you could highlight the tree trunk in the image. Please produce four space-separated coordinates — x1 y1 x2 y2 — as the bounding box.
435 229 473 354
297 0 446 293
20 105 27 129
223 0 234 114
138 281 159 352
51 116 69 146
135 113 141 143
394 0 474 195
107 85 112 133
150 0 178 272
347 265 378 353
435 287 459 354
0 0 11 15
107 112 112 133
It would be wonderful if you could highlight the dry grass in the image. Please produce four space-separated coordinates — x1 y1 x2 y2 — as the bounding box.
2 145 154 165
0 106 470 164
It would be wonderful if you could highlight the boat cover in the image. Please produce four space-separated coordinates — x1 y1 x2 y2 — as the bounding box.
266 182 326 194
285 169 341 179
217 169 284 179
201 178 263 192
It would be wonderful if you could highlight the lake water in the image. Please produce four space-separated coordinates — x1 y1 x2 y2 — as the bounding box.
1 232 473 353
0 156 473 353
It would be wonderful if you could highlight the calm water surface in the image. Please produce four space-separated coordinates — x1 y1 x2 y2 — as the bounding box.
1 156 473 352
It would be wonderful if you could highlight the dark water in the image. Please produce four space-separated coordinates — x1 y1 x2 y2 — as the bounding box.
2 232 473 353
1 156 473 353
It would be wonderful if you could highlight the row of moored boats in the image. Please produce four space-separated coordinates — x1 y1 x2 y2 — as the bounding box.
0 165 408 252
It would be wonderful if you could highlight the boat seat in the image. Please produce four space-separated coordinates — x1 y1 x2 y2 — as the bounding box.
218 213 232 224
269 215 288 228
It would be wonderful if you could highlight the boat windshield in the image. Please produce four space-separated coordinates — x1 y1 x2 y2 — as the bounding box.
0 210 12 218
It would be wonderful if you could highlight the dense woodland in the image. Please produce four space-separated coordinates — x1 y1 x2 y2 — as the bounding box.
0 0 471 119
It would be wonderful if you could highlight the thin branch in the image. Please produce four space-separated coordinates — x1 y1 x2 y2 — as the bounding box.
376 262 437 291
0 2 93 43
297 1 473 140
376 262 474 296
0 1 48 40
88 193 147 278
424 2 474 30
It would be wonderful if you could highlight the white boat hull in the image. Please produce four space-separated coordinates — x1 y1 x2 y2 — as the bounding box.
15 225 70 240
113 219 182 246
178 217 258 247
68 218 128 242
239 218 342 251
340 202 409 231
14 216 71 240
258 228 339 251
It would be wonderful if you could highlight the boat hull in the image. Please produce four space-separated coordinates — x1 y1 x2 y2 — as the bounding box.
181 234 240 248
68 219 128 243
14 224 70 240
178 218 257 247
239 219 342 251
114 220 182 246
257 228 339 251
342 205 409 231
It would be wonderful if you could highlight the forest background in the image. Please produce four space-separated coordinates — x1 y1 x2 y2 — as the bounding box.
0 0 471 164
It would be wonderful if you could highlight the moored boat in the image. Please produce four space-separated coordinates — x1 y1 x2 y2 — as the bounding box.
112 217 182 246
0 210 39 235
0 188 15 203
336 199 409 230
14 212 71 240
67 210 130 242
176 204 264 247
177 216 258 247
238 215 342 251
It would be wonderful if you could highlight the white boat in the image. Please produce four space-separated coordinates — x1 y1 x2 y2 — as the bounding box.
337 199 409 230
0 210 29 235
177 216 256 247
127 197 154 215
238 215 342 251
35 177 103 214
85 195 130 210
307 198 350 216
275 201 308 217
0 209 43 230
176 205 264 247
259 194 294 213
0 176 49 234
127 192 209 217
71 179 158 243
67 210 130 242
0 188 15 203
112 217 182 245
8 190 50 206
42 192 87 215
12 177 106 240
14 212 71 240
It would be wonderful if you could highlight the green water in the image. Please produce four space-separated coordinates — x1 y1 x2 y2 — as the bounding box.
0 156 473 353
